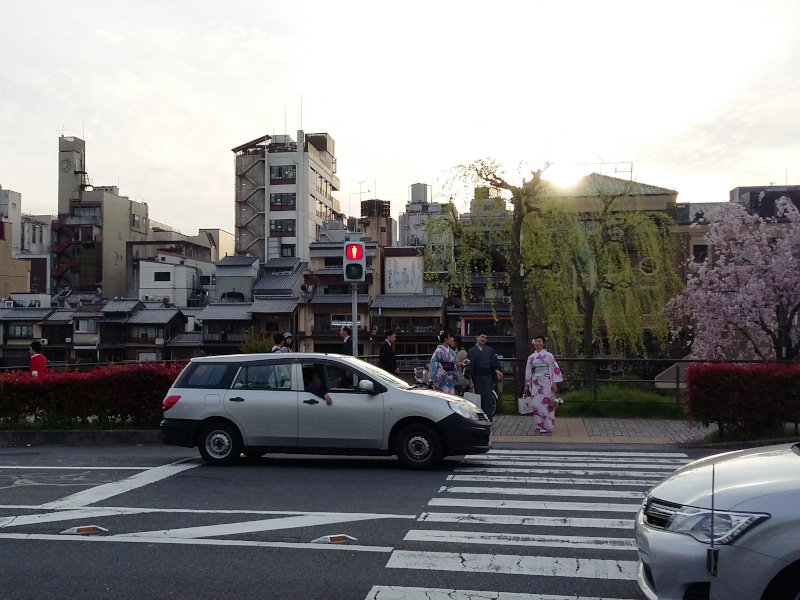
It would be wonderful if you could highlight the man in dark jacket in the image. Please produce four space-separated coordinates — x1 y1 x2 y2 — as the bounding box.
464 330 503 420
340 326 353 356
378 330 399 375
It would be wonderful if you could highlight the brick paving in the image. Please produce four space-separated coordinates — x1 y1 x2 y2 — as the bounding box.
491 414 715 445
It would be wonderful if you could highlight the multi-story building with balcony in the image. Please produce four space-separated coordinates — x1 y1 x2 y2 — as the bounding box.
233 131 341 264
53 136 150 298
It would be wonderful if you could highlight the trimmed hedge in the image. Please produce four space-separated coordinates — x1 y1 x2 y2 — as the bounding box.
685 362 800 439
0 361 186 430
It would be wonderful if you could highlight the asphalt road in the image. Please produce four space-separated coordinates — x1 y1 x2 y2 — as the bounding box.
0 443 720 600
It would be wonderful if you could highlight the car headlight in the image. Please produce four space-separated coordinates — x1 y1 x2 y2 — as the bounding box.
666 507 769 544
448 401 478 420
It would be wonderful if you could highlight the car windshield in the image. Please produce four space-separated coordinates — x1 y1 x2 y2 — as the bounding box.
344 358 414 390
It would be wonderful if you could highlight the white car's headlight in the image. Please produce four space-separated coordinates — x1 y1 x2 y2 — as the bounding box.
448 401 478 420
666 507 769 544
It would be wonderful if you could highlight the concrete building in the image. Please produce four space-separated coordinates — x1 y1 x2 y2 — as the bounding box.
138 252 215 307
398 183 453 247
215 255 260 302
233 131 341 264
0 186 22 257
53 136 150 298
0 221 30 298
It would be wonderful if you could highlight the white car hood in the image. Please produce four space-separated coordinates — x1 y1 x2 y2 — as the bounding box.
649 443 800 510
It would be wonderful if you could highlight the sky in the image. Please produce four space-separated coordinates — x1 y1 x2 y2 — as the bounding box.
2 0 799 235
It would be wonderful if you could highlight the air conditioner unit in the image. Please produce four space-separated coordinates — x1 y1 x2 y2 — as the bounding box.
502 296 511 304
609 363 622 373
155 337 164 346
65 337 72 343
40 338 48 346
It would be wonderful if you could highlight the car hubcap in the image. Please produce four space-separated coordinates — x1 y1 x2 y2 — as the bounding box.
406 434 431 462
206 431 231 459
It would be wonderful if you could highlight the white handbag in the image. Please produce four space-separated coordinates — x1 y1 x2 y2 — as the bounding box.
463 391 482 408
518 395 534 415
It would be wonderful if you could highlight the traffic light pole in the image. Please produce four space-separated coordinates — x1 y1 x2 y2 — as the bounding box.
351 283 358 357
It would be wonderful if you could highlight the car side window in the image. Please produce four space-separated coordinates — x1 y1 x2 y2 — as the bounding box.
177 363 236 389
323 364 361 393
232 363 292 391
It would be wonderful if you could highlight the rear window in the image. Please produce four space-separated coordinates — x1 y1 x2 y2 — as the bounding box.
174 362 237 389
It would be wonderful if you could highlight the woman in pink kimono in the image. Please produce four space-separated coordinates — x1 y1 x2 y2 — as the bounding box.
429 331 460 394
523 335 563 434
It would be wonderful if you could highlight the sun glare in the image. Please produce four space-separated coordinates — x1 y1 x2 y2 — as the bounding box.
547 164 587 188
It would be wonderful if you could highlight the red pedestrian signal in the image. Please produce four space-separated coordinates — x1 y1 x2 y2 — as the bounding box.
343 242 366 283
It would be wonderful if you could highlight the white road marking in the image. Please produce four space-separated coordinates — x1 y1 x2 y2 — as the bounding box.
0 532 392 552
418 512 634 529
38 462 198 509
404 530 637 550
462 459 681 470
1 507 154 528
428 498 640 513
365 585 638 599
448 474 658 486
117 512 414 539
475 455 690 465
0 466 151 470
476 450 688 458
386 550 638 580
456 465 668 477
439 486 644 499
0 505 417 517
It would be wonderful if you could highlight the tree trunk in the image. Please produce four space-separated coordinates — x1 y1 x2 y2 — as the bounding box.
509 190 529 398
582 291 596 386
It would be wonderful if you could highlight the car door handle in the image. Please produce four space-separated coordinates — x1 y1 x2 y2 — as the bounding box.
229 396 245 402
303 398 320 405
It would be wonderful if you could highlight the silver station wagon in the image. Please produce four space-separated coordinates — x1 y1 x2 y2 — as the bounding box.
160 353 492 469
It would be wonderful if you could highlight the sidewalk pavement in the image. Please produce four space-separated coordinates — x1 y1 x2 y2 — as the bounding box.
491 414 715 445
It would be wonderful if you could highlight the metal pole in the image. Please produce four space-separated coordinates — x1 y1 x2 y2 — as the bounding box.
351 283 358 357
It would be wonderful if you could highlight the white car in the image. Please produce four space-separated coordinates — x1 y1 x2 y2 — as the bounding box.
635 442 800 600
160 353 491 469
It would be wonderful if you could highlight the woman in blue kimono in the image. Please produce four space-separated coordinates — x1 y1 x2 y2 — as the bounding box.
428 330 460 394
523 334 563 434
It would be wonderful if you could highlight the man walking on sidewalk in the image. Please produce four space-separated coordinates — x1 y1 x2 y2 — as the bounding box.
465 330 503 420
378 330 399 375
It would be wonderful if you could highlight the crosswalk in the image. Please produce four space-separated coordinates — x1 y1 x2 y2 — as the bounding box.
365 448 691 600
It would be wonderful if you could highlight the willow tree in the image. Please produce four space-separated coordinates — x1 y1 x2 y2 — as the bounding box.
523 183 682 362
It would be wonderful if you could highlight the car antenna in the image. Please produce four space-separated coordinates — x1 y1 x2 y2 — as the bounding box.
707 463 719 576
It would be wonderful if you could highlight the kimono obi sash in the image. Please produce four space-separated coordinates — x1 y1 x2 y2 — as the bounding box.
440 361 455 373
530 360 550 376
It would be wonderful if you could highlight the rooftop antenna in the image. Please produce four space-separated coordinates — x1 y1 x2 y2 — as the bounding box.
284 103 287 135
300 94 303 130
55 125 66 136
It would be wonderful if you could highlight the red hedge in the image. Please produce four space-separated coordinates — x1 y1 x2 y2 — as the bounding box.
685 362 800 435
0 361 186 430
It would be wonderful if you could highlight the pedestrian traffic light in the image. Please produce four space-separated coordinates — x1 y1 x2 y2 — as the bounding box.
343 242 365 283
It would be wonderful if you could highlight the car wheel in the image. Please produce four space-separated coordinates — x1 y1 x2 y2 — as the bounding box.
198 422 242 466
395 423 444 470
766 565 800 600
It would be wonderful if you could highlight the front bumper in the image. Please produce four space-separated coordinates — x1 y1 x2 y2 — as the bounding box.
634 508 785 600
437 412 492 456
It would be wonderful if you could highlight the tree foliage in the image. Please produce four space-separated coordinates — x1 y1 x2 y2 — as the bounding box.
667 197 800 360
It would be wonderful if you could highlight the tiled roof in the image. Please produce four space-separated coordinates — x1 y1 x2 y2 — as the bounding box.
199 303 254 321
216 255 259 267
310 294 371 305
0 308 54 321
143 301 166 308
250 298 299 314
166 331 203 345
541 173 677 198
371 294 445 309
127 308 183 324
264 257 301 270
102 299 143 313
43 309 75 323
179 308 205 318
253 262 307 295
446 302 512 317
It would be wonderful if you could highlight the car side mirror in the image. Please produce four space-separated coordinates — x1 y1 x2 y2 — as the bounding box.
358 380 375 394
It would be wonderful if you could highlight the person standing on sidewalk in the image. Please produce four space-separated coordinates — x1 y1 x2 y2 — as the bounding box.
429 330 460 394
523 334 563 434
29 341 46 377
378 330 400 375
465 331 503 419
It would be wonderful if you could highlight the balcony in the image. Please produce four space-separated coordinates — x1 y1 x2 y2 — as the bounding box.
205 333 247 342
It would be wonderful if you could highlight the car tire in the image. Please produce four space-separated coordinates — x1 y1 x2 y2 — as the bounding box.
766 565 800 600
198 422 242 466
395 423 444 470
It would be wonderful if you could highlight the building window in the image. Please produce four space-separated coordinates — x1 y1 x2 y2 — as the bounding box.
269 165 296 182
75 319 98 333
73 205 101 217
200 275 212 285
330 314 363 329
8 324 34 338
693 244 708 262
270 193 296 208
270 219 296 234
281 244 296 257
154 271 171 282
132 214 141 228
138 352 158 361
131 325 161 339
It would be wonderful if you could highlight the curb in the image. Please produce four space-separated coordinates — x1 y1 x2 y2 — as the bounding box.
0 430 162 447
679 435 800 451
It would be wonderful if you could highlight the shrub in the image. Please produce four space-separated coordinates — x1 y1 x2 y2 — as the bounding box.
0 361 186 430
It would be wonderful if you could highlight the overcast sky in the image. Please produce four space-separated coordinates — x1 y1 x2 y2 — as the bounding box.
2 0 799 234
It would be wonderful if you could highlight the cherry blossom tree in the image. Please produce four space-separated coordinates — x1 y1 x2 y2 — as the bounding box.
668 197 800 360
